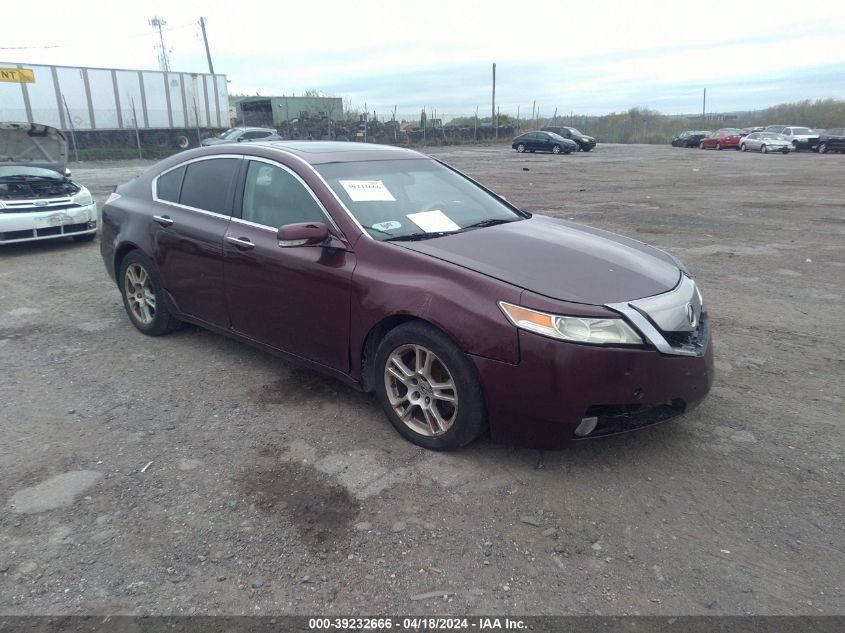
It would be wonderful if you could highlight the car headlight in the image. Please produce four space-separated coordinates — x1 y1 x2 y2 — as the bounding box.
71 188 93 206
581 137 590 142
499 301 643 345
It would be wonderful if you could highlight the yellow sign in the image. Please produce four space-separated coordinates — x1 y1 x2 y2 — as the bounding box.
0 68 35 83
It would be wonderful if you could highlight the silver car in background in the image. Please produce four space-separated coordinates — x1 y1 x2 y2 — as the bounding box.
740 132 792 154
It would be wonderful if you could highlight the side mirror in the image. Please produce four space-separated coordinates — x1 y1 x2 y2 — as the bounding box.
237 136 245 142
277 222 330 247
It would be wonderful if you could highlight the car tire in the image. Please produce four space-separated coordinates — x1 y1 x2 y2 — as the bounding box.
374 321 486 450
552 144 562 154
715 142 722 150
792 141 800 152
699 142 705 150
582 147 592 152
818 142 828 154
72 233 96 243
762 144 768 153
740 143 747 152
119 250 181 336
516 143 526 153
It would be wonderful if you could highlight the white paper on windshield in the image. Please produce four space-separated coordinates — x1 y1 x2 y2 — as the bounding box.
339 180 396 202
406 210 461 233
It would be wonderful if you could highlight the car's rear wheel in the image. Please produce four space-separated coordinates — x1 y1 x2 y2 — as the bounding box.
119 250 181 336
375 322 486 450
740 143 747 152
818 142 828 154
762 144 769 153
552 144 562 154
792 141 800 152
699 142 705 149
516 143 526 153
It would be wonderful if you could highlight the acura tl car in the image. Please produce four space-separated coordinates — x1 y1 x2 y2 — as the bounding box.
1 123 98 245
100 142 713 450
511 131 578 154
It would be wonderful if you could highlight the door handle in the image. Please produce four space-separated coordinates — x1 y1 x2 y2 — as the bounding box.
225 235 255 250
153 215 174 227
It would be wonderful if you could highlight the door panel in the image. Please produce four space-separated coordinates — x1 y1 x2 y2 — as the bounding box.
223 159 355 371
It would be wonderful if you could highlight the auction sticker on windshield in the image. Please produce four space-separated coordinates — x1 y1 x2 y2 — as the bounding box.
407 210 461 232
371 220 402 231
339 180 396 202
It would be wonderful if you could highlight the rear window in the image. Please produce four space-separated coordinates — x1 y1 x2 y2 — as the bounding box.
179 158 239 215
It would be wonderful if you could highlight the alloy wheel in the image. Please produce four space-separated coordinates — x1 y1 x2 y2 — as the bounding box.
818 143 828 154
517 144 526 153
124 263 156 325
384 344 458 437
762 145 768 153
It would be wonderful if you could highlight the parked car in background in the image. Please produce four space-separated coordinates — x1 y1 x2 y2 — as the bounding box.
741 127 766 135
672 130 711 147
0 122 98 245
201 127 283 146
541 126 597 151
699 129 744 150
763 125 787 134
739 132 792 154
817 128 845 153
512 131 578 154
777 126 819 151
100 141 712 450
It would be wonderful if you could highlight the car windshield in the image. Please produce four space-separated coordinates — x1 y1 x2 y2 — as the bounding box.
0 166 62 180
761 133 786 140
721 129 743 135
790 127 813 135
219 128 242 139
316 158 523 241
566 128 583 136
548 132 567 142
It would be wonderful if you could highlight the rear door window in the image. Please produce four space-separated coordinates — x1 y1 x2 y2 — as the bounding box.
156 165 185 203
179 158 240 215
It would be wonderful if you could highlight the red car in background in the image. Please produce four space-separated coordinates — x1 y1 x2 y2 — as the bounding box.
699 128 744 150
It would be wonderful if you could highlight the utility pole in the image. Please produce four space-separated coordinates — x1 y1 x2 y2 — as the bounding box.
474 105 478 141
702 88 707 119
491 63 496 139
199 17 215 74
148 17 170 72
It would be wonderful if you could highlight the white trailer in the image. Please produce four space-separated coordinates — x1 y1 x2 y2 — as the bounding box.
0 61 229 148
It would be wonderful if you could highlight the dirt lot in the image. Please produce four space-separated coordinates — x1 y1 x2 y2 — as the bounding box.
1 144 842 617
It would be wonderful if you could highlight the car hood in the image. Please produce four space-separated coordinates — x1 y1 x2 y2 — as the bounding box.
0 122 67 174
394 215 681 305
202 137 231 145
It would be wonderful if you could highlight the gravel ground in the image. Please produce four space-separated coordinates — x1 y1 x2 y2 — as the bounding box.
0 143 843 616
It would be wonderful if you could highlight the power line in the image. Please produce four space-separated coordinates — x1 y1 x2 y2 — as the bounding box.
1 22 194 51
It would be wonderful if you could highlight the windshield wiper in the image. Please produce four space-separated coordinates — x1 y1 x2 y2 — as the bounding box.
386 231 454 242
460 218 516 231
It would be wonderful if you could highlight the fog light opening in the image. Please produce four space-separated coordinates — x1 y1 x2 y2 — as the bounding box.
575 416 599 437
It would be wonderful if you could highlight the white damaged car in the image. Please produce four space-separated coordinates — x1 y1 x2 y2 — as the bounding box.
1 123 97 245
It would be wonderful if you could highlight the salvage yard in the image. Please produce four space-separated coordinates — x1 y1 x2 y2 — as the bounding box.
0 143 843 616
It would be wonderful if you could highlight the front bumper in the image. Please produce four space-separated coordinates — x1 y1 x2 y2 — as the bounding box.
792 138 818 149
471 324 713 449
0 203 98 244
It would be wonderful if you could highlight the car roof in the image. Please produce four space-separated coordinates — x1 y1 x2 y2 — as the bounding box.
252 141 426 165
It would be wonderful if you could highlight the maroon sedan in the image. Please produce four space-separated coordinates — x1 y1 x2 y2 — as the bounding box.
699 128 744 150
100 142 713 450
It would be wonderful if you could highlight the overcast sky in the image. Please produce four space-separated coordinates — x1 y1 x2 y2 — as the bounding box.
3 0 844 120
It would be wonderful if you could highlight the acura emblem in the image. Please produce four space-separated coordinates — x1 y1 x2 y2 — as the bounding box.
685 303 697 327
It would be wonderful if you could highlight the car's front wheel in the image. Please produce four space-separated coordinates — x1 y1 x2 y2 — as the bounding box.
699 142 705 150
762 144 769 153
818 142 828 154
375 322 486 450
516 143 526 153
552 144 562 154
119 250 181 336
740 143 747 152
715 142 722 150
